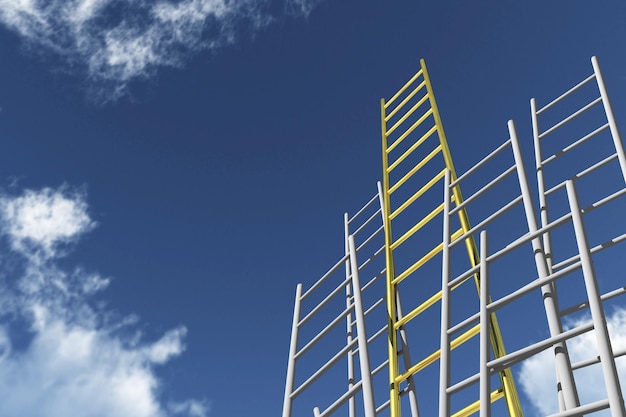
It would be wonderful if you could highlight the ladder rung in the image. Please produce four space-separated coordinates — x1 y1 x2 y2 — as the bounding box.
385 68 423 109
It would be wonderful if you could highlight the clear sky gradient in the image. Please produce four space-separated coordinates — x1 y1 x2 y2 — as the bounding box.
0 2 625 417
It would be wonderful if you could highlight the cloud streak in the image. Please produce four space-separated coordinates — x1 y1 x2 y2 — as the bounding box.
0 0 318 101
0 185 207 417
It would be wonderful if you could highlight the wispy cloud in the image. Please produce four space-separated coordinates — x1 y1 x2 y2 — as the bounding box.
0 185 206 417
0 0 319 101
519 309 626 416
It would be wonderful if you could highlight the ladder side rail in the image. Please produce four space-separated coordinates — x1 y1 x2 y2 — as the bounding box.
438 169 452 417
376 181 420 417
479 230 491 417
282 284 303 417
344 213 356 417
530 100 579 411
592 56 626 182
348 234 377 417
565 180 626 417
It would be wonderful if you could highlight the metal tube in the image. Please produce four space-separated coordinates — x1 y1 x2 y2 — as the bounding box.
291 338 359 399
356 225 384 252
449 165 517 215
488 259 582 313
449 196 524 249
546 399 609 417
348 193 380 225
592 56 626 183
446 372 480 395
388 144 442 193
572 347 626 371
581 187 626 214
488 323 594 372
450 139 512 187
538 97 602 139
448 264 480 289
348 235 377 417
301 253 351 300
295 302 355 360
516 116 581 410
316 381 363 417
353 208 382 237
385 68 423 109
488 212 573 264
385 84 427 122
358 246 385 273
448 311 480 336
532 98 555 272
396 290 420 417
439 169 452 417
560 285 626 317
282 284 303 417
542 123 610 165
566 180 625 416
480 231 491 417
390 168 446 221
298 275 354 327
552 231 626 272
537 73 596 115
545 151 616 196
344 213 356 417
361 267 385 291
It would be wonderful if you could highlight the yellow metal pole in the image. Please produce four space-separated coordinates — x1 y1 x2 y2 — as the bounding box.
381 98 402 417
420 59 524 417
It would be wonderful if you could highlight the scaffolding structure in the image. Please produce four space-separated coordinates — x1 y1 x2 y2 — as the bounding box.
282 57 626 417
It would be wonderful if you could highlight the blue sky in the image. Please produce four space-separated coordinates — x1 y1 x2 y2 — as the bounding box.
0 1 625 417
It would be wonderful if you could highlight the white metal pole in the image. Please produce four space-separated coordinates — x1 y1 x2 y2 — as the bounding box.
376 181 420 417
395 291 421 417
282 284 303 417
479 231 491 417
565 180 626 417
344 213 357 417
439 170 452 417
592 56 626 183
531 99 554 272
524 113 581 411
348 235 377 417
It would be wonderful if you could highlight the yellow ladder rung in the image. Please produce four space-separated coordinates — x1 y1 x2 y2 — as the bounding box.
388 144 442 192
388 117 437 171
385 82 427 122
387 95 431 138
390 168 447 221
385 68 423 109
451 388 505 417
394 324 480 384
390 202 445 250
387 117 436 157
392 228 463 286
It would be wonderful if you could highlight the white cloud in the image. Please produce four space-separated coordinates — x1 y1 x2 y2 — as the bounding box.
0 0 320 101
0 185 207 417
0 186 95 259
519 309 626 416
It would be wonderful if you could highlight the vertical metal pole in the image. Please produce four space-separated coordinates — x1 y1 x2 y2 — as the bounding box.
439 170 452 417
528 109 582 412
381 97 401 417
377 181 420 417
566 180 626 417
480 231 491 417
592 56 626 183
348 235 377 417
344 213 357 417
395 292 421 417
531 99 554 272
282 284 303 417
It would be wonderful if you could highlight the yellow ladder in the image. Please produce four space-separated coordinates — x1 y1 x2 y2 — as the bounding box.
380 59 523 417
